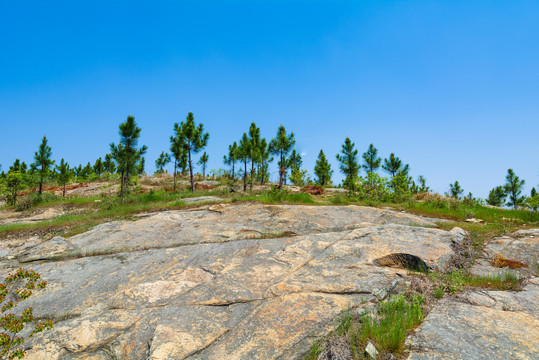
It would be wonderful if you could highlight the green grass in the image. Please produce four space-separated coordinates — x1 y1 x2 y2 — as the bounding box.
306 294 425 360
430 270 522 294
233 189 315 205
355 294 424 356
400 200 539 225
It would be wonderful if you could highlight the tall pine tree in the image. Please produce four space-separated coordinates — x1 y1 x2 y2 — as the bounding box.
314 150 332 186
257 139 272 185
504 169 525 209
269 125 295 189
55 159 71 197
238 133 250 191
362 144 381 173
109 116 147 198
33 135 55 194
336 137 359 190
248 123 262 192
171 112 209 193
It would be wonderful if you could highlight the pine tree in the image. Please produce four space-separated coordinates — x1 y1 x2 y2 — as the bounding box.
288 149 302 173
155 152 171 174
487 186 506 207
171 113 209 193
103 154 116 174
93 158 104 178
223 142 239 180
269 125 295 189
81 162 93 180
55 159 71 197
137 157 145 176
169 134 186 190
287 149 304 185
198 152 209 178
448 181 464 199
9 160 27 174
336 137 359 190
33 136 55 194
362 144 381 173
417 175 430 193
238 133 250 192
1 160 29 206
257 139 272 185
314 150 332 186
109 115 147 198
504 169 525 209
74 165 82 179
248 123 262 192
528 187 539 211
382 153 409 177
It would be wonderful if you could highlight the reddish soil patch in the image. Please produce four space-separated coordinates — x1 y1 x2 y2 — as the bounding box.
301 185 325 195
18 183 89 196
491 254 528 269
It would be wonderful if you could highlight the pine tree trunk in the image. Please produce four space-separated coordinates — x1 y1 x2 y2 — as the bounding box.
243 159 247 192
173 159 177 191
120 169 125 198
188 149 194 193
63 185 66 197
39 167 44 195
232 162 235 180
279 151 283 190
250 160 254 193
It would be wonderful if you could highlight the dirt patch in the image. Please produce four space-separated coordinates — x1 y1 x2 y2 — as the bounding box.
302 185 325 195
491 254 528 269
194 183 214 190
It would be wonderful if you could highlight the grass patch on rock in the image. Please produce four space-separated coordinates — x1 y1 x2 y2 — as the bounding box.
430 270 523 293
307 294 426 360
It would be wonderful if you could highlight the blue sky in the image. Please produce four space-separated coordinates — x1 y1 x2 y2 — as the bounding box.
1 0 538 198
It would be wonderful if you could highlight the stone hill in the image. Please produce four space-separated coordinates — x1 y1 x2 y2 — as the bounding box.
0 203 536 359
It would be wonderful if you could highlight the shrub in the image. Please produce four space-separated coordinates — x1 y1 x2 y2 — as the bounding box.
356 173 389 203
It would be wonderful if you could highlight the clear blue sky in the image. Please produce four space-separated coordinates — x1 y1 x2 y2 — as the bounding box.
1 0 538 198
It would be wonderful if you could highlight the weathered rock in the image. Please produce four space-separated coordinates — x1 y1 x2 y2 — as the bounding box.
471 228 539 277
407 278 539 360
0 207 64 226
181 195 222 204
18 236 75 262
1 203 462 359
8 203 445 261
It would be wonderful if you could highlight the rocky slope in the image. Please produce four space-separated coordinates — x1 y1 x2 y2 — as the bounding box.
407 228 539 359
0 202 535 359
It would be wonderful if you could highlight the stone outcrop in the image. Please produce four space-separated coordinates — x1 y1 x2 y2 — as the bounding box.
0 203 462 359
471 228 539 277
407 278 539 359
408 229 539 360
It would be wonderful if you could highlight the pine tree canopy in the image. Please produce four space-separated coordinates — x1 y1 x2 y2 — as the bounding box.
314 149 332 186
336 137 359 188
362 143 381 173
504 168 526 209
